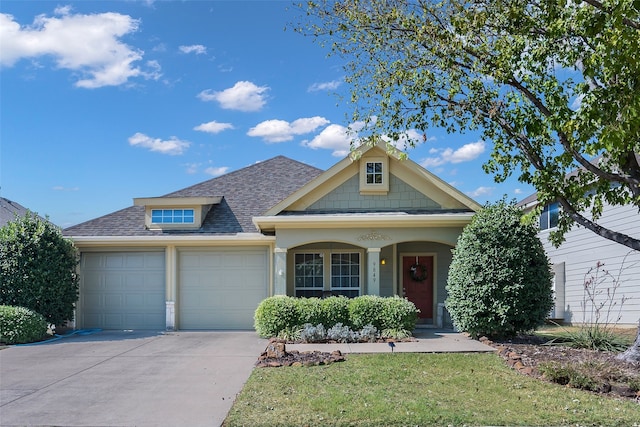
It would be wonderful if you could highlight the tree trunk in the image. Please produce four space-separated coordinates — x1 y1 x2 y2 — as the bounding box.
616 321 640 363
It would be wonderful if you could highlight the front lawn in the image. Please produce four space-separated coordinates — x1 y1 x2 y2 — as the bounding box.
224 353 639 426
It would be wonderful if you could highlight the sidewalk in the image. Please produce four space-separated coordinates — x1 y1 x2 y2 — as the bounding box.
286 328 495 354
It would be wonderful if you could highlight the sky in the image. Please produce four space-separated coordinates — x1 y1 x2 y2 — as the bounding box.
0 0 532 228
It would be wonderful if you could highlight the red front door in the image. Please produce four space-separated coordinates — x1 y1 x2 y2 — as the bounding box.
402 255 434 320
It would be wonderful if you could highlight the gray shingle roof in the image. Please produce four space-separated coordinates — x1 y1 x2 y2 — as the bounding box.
63 156 323 237
0 197 29 227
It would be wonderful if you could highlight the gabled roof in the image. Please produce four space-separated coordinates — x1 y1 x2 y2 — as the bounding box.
63 156 323 237
264 142 481 216
0 197 30 227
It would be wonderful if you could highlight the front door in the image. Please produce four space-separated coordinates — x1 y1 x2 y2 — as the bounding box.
402 255 434 320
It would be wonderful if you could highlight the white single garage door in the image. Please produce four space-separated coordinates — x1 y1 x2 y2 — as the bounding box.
81 252 165 330
179 248 268 329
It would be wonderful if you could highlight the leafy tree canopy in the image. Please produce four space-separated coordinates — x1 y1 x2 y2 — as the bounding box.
299 0 640 250
0 212 79 328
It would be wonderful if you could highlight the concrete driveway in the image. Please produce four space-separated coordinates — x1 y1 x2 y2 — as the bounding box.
0 330 267 427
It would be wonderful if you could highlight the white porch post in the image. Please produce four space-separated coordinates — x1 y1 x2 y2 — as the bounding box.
367 248 381 296
274 247 288 295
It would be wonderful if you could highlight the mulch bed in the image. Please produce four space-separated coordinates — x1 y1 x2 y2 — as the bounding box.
482 335 640 401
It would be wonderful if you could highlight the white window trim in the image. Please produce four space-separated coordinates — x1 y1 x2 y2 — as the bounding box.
359 155 389 195
292 249 364 297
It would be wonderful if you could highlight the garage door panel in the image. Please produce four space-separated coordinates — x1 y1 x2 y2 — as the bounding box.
81 252 165 330
179 248 268 329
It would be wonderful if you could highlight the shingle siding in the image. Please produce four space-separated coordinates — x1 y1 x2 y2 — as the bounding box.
307 174 441 212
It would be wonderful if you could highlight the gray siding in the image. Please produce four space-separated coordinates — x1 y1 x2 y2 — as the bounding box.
541 203 640 325
308 174 441 211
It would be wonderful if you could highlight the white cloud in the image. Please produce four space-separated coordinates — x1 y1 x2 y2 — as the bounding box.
204 166 229 177
467 186 494 198
128 132 190 155
198 81 269 112
0 10 155 88
421 140 486 168
247 116 330 143
514 188 523 195
194 121 234 134
307 80 342 92
302 123 357 157
179 44 207 55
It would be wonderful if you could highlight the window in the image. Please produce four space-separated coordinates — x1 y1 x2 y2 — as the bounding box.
366 161 383 184
330 253 360 298
294 251 362 298
540 203 559 230
151 209 195 224
294 253 324 298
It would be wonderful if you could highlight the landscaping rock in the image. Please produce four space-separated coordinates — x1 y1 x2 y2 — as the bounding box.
256 343 345 368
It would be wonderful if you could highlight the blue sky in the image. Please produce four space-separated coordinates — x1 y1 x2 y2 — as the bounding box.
0 1 531 228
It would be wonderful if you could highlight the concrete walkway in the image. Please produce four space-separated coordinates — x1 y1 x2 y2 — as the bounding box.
287 328 495 354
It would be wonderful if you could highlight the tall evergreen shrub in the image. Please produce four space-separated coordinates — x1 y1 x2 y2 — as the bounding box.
0 212 79 328
445 199 553 338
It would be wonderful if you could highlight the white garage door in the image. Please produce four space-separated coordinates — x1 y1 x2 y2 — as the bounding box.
81 252 165 330
179 248 268 329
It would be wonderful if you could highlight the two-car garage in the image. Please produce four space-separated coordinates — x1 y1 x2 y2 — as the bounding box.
79 247 269 330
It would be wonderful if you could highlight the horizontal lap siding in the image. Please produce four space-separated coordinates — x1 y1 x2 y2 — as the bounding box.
541 204 640 325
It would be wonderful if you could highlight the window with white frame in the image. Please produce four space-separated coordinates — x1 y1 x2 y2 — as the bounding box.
365 161 383 184
294 251 362 298
151 208 195 224
330 252 361 298
294 253 324 298
540 202 559 230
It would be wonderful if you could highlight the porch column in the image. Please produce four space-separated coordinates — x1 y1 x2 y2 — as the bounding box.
273 247 288 295
367 248 381 296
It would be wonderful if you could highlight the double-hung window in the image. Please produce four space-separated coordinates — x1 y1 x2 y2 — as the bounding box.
540 203 559 230
294 253 324 298
330 252 361 298
294 251 361 298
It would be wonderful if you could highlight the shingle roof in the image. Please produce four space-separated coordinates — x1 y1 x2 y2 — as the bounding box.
0 197 29 227
63 156 323 237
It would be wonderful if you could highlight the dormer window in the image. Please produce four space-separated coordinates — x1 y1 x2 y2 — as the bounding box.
134 196 222 230
359 155 389 195
151 209 195 224
366 162 383 184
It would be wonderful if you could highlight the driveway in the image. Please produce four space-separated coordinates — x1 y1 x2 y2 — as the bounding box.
0 330 267 427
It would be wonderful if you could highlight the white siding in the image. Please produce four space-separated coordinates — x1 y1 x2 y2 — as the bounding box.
540 203 640 325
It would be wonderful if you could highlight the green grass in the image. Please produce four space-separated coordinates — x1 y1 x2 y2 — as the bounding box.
224 353 640 426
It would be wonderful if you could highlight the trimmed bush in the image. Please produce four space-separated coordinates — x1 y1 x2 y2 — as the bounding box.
254 295 418 338
445 199 554 338
0 212 79 328
348 295 386 330
320 296 350 327
0 305 48 344
254 296 299 338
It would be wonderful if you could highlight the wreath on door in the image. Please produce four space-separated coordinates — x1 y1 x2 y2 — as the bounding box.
409 263 428 282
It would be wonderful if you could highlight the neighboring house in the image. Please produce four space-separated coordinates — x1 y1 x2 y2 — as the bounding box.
519 194 640 326
63 143 481 331
0 197 30 227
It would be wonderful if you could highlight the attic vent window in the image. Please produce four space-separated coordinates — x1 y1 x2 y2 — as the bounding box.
366 161 383 184
151 209 195 224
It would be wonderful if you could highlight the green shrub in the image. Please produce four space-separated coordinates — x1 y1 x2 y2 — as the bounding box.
348 295 386 330
297 298 325 326
445 199 554 339
321 296 350 327
254 296 300 338
0 305 48 344
0 212 79 328
379 296 418 331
